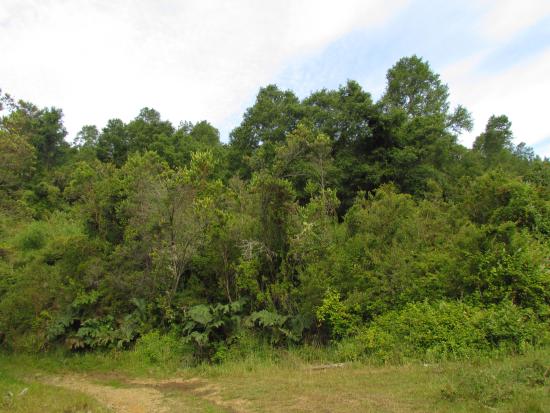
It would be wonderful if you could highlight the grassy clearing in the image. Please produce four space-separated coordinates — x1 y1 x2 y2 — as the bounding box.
0 347 548 412
193 348 550 413
0 362 111 413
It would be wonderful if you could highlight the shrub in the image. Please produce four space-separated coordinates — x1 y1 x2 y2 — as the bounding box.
16 222 46 251
441 358 549 408
133 330 186 365
478 300 546 352
181 300 245 360
344 300 548 362
316 289 358 340
246 309 296 344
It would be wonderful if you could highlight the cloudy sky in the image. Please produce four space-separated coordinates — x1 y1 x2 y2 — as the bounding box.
1 0 549 156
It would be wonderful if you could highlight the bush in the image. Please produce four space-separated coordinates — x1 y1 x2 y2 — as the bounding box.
316 289 359 340
133 331 186 365
441 358 549 409
479 300 547 352
181 300 245 361
246 309 296 344
342 300 548 362
15 222 46 251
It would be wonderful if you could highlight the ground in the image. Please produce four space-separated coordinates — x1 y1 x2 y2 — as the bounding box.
0 348 549 412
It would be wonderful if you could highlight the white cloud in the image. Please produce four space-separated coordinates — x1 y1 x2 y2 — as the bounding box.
443 47 550 156
0 0 408 139
477 0 550 42
440 0 550 157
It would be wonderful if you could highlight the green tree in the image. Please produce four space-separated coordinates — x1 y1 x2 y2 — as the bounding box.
96 119 129 166
173 121 224 168
1 101 68 169
116 151 217 314
381 55 472 132
473 115 514 162
272 123 335 201
302 80 379 210
229 85 302 177
126 107 174 154
0 131 36 191
74 125 99 148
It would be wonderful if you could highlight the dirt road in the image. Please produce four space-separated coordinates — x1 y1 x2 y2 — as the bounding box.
45 374 251 413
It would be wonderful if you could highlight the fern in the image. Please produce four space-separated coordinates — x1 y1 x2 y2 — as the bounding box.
247 310 296 344
187 305 213 325
182 300 246 360
249 309 288 327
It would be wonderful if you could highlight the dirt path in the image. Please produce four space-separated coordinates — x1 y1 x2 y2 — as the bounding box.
45 374 251 413
46 375 169 413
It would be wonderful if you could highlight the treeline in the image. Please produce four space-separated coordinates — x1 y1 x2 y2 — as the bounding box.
0 56 548 361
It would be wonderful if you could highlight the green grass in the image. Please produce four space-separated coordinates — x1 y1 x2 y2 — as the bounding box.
0 347 548 412
0 361 111 413
192 348 550 412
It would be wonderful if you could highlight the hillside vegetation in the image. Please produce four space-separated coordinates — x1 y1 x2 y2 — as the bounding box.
0 56 548 367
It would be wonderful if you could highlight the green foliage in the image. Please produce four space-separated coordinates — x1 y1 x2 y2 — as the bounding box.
316 289 358 340
1 101 69 169
68 316 118 350
461 170 550 233
1 57 549 363
246 310 296 344
347 301 547 362
182 300 245 360
302 185 458 319
229 85 302 177
15 222 46 251
133 330 186 364
441 358 549 409
449 222 550 312
473 115 514 162
0 131 36 191
382 55 450 118
45 292 148 351
381 55 472 133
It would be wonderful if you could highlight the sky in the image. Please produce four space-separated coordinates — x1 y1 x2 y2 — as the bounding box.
1 0 549 156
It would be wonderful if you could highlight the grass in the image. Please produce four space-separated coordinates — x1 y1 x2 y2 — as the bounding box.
0 362 112 413
194 348 550 412
0 346 548 412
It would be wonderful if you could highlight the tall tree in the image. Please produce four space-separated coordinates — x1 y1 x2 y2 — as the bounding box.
126 107 174 154
229 85 302 177
74 125 99 148
473 115 514 162
1 102 68 169
96 119 129 166
380 55 472 133
0 131 36 191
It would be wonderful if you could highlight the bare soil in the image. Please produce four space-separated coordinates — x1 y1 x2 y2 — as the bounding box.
45 374 252 413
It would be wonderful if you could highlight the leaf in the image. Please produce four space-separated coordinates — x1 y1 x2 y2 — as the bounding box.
189 331 209 346
229 299 246 313
210 320 225 329
71 290 101 309
187 305 213 325
249 310 288 327
182 320 197 334
46 311 75 340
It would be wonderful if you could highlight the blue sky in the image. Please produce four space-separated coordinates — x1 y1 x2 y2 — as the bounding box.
1 0 549 156
275 1 485 95
273 1 550 154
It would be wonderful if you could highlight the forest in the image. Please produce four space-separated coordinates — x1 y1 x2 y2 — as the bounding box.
0 55 549 363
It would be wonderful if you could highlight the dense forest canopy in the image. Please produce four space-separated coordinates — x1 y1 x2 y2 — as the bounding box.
0 56 548 360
